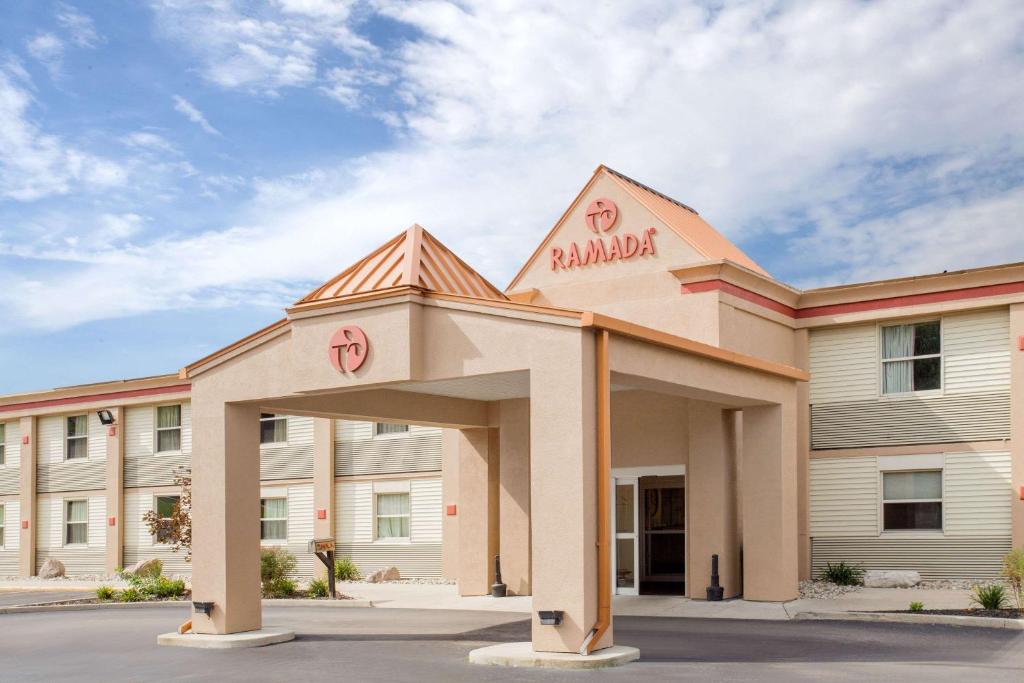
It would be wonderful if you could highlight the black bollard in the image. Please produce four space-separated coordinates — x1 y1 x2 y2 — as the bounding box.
706 554 724 601
491 555 508 597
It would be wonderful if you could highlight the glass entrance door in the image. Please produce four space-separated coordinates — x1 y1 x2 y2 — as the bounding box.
612 477 639 596
640 476 685 594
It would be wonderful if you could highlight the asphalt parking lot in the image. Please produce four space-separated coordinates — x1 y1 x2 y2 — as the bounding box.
0 605 1021 681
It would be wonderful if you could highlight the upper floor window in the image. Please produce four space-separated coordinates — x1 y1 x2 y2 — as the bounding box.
260 414 287 445
154 495 180 544
881 321 940 395
156 405 182 453
65 499 88 544
374 422 409 437
260 497 288 540
882 470 942 531
0 423 5 465
65 415 88 460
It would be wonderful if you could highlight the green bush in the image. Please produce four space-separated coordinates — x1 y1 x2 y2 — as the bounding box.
819 561 865 586
96 586 115 601
308 578 330 598
969 583 1007 610
138 560 163 580
264 577 297 598
1001 548 1024 611
120 587 145 602
261 548 297 584
909 601 924 612
334 556 360 581
151 576 187 599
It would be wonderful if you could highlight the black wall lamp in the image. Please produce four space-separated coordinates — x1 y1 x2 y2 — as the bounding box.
97 409 116 426
537 610 563 626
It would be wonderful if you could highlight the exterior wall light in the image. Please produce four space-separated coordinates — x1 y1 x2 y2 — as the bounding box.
537 610 563 626
97 409 116 426
193 601 214 617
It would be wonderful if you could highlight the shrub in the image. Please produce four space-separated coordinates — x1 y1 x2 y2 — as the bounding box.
151 576 187 599
138 560 164 580
120 587 144 602
1001 548 1024 611
96 586 115 601
819 561 865 586
909 601 924 612
969 583 1007 610
264 577 297 598
261 548 297 585
308 578 330 598
334 556 360 581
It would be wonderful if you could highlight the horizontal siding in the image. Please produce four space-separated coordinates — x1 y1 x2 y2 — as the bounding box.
809 325 878 404
125 452 190 488
3 419 20 468
37 416 64 464
125 403 192 488
261 416 315 480
410 479 442 544
811 392 1010 449
38 460 106 493
335 543 442 579
0 501 21 575
943 310 1010 395
812 537 1010 580
123 491 191 575
336 481 373 544
335 428 442 476
809 458 878 536
944 452 1012 536
36 495 107 576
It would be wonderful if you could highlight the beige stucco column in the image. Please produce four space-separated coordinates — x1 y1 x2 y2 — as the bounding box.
105 406 124 575
312 417 335 580
457 427 499 596
740 401 799 601
794 329 812 580
441 429 460 581
191 400 262 634
498 398 531 596
686 404 740 599
530 335 608 653
1010 304 1024 549
18 416 35 577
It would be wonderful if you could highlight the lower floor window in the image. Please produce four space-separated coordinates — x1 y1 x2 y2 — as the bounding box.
260 498 288 540
65 499 88 544
154 495 180 544
376 492 410 539
882 470 942 531
0 503 5 546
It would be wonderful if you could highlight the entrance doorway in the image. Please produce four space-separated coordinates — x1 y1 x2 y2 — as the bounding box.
612 466 686 596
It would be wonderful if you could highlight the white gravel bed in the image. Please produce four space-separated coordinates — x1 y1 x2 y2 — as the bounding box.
799 580 862 599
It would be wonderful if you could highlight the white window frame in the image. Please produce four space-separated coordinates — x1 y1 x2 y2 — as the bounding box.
879 469 944 534
259 494 288 543
154 404 183 455
373 422 410 438
152 494 181 546
64 414 89 461
877 318 943 398
373 480 411 543
259 414 288 447
0 502 5 549
0 423 6 467
63 498 89 546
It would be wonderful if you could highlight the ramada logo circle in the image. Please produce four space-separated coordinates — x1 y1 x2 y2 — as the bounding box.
328 325 369 373
585 198 618 233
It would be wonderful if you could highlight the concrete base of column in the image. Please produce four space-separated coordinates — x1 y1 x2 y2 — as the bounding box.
157 628 295 649
469 642 639 669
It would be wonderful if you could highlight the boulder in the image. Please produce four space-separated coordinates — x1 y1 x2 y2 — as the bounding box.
122 558 163 578
365 566 401 583
38 558 66 579
863 570 921 588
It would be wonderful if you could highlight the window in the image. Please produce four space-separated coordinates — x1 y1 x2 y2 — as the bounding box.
881 321 941 394
882 471 942 531
0 503 5 547
156 405 182 453
374 422 409 437
260 497 288 540
376 492 410 539
154 495 180 544
65 499 88 544
0 423 5 465
260 414 287 445
65 415 88 460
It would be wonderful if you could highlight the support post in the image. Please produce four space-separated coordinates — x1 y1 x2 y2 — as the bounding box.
457 427 499 595
498 398 531 595
105 406 124 575
312 418 335 581
18 416 36 577
1010 304 1024 549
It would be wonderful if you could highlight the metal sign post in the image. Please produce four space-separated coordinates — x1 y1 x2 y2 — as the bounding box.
308 538 337 598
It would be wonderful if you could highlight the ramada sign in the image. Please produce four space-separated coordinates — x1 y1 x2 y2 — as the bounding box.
550 198 656 271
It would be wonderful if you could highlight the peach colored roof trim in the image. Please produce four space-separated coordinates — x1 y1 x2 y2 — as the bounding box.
298 224 507 304
180 317 290 378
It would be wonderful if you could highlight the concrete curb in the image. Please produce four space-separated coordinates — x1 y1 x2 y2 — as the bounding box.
0 598 372 616
262 599 373 608
158 628 295 649
469 642 640 669
794 610 1024 630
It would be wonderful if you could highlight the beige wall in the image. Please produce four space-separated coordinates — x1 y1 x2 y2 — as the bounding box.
1010 304 1024 549
611 391 688 469
498 398 531 596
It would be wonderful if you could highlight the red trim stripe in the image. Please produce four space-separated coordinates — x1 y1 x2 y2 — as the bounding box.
0 383 191 414
681 279 1024 319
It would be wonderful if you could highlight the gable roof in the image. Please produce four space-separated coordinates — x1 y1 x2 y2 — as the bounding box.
506 165 768 289
296 224 508 304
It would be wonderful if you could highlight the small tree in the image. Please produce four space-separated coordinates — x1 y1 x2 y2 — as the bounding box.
143 468 192 560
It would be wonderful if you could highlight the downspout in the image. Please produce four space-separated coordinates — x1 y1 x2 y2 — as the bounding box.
580 328 612 655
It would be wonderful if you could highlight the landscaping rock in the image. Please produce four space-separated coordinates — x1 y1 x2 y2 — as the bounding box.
123 559 163 578
365 566 401 583
864 570 921 588
38 558 66 579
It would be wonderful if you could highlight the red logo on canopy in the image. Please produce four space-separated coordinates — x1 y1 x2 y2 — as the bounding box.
585 198 618 233
329 326 369 373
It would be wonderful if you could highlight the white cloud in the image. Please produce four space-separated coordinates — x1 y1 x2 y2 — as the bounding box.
56 3 103 48
172 95 220 135
26 33 65 75
121 131 180 154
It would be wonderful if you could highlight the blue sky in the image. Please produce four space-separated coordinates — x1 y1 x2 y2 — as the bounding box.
1 0 1023 393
